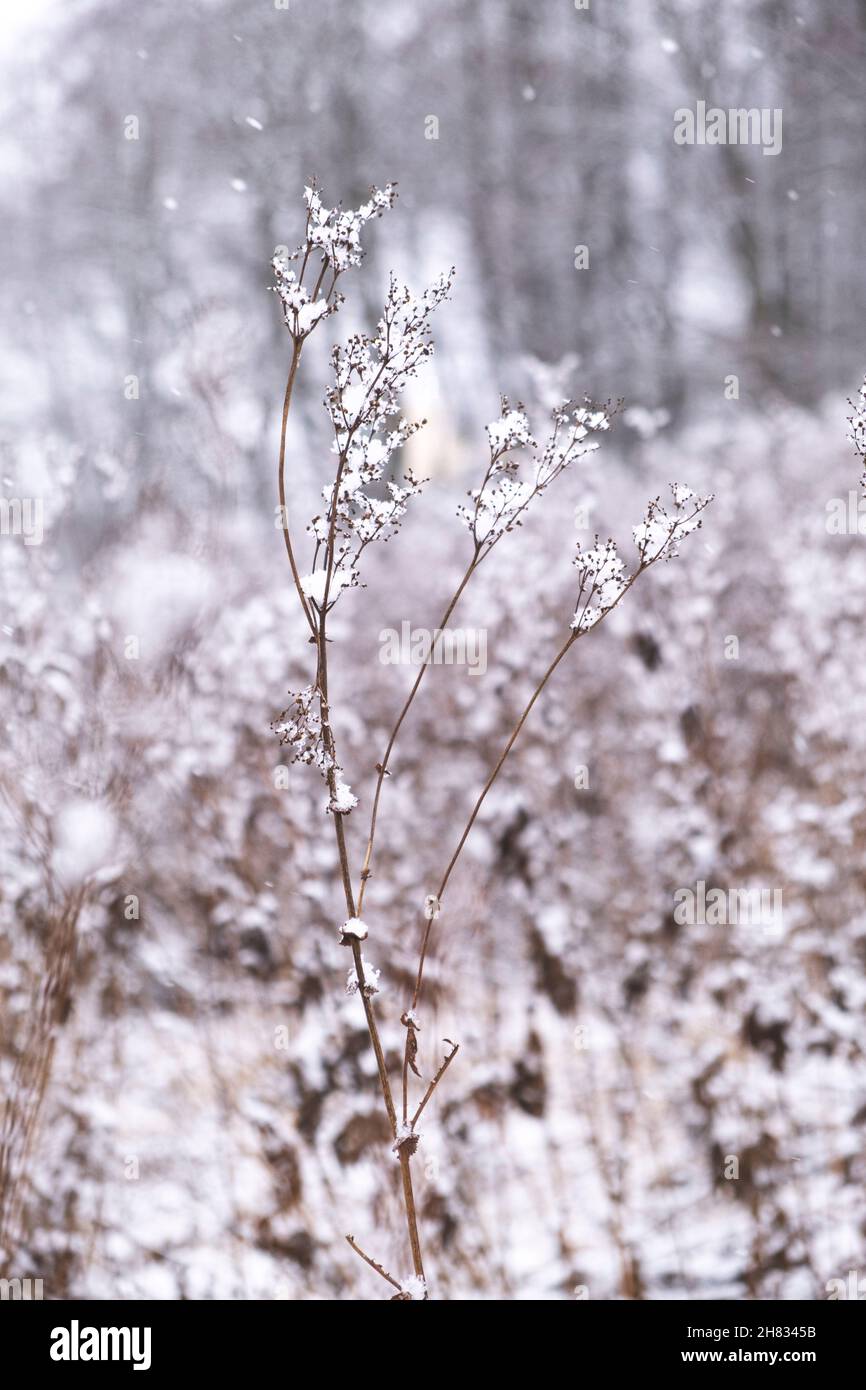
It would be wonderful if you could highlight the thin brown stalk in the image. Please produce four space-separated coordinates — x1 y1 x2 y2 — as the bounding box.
411 1040 459 1127
306 405 426 1281
402 1037 410 1127
346 1234 402 1291
317 565 426 1283
315 629 398 1135
397 1150 425 1283
410 629 577 1010
356 553 479 913
278 340 317 638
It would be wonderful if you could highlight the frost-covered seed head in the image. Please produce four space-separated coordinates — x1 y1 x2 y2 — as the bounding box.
570 485 713 632
306 269 453 608
271 180 398 339
458 398 613 554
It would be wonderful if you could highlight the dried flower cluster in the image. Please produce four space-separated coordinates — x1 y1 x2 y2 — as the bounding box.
457 398 612 556
571 485 713 633
308 270 454 602
272 685 328 774
272 180 397 341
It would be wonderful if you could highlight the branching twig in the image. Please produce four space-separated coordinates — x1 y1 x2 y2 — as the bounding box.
278 339 317 639
355 402 615 912
411 1040 460 1127
346 1234 402 1292
356 555 477 913
408 496 712 1015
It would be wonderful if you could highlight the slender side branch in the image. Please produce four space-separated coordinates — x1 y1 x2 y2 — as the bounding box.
411 1040 460 1127
409 495 711 1013
411 628 579 1010
346 1235 403 1292
356 554 479 912
356 403 613 913
278 341 317 638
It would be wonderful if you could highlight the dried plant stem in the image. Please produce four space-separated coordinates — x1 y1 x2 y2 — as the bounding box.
398 1151 425 1282
356 553 479 913
390 632 585 1268
411 629 577 1010
408 527 695 1015
281 351 426 1284
278 340 317 638
324 691 425 1283
345 1234 402 1291
316 617 402 1142
411 1040 459 1127
392 506 708 1278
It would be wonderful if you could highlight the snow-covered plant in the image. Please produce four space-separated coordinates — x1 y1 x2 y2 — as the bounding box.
272 685 329 773
270 182 713 1300
309 270 452 600
457 398 611 555
346 956 380 999
570 486 710 633
272 180 396 341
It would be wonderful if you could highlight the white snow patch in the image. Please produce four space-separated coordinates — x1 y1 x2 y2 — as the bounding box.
340 916 368 942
